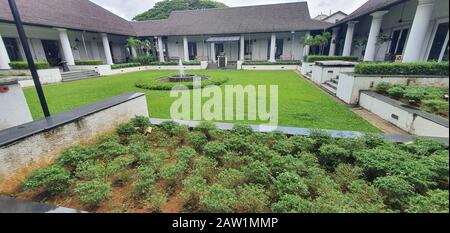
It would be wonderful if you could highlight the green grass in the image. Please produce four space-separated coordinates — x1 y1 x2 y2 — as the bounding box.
23 70 379 132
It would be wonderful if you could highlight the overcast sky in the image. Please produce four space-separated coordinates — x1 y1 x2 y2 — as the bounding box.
90 0 368 20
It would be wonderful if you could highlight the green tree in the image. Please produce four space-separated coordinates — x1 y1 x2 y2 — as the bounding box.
133 0 227 21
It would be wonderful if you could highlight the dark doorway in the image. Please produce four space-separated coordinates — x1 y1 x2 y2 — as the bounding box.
188 42 197 60
3 37 22 61
41 40 61 66
215 43 224 58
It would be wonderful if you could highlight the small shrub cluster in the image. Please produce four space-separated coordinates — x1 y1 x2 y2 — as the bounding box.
135 76 229 90
18 118 449 213
355 61 449 76
74 60 104 65
375 82 449 117
9 61 51 70
111 63 142 69
303 55 359 63
242 61 300 65
129 55 156 65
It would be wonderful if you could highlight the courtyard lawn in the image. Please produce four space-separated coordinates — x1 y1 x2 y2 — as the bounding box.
23 70 379 132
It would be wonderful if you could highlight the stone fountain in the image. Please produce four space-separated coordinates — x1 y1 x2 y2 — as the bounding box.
162 59 207 83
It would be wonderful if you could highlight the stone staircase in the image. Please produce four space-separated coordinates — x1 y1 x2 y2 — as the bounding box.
61 70 99 82
207 61 237 70
321 77 339 95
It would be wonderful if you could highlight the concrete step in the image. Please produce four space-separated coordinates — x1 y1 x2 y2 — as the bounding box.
330 78 339 85
321 82 337 95
61 70 99 82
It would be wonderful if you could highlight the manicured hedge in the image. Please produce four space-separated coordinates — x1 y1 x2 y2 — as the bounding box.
135 76 228 90
149 61 201 66
355 62 449 76
242 61 301 65
111 63 142 70
75 60 104 65
9 61 51 70
304 55 359 63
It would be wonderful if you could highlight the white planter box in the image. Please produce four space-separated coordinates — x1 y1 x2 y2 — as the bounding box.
301 62 315 77
337 73 450 104
359 91 448 138
310 61 357 84
241 65 299 70
17 68 62 87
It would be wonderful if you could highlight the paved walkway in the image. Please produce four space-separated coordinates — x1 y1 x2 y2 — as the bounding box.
0 196 84 213
351 107 409 135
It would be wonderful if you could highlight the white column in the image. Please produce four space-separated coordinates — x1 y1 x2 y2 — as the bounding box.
101 33 113 65
403 0 436 62
211 42 216 63
329 27 340 56
240 35 245 61
269 33 276 62
303 31 311 58
183 36 189 62
130 47 137 58
0 33 11 70
157 36 165 62
364 11 389 61
57 28 75 66
342 21 358 56
291 31 296 60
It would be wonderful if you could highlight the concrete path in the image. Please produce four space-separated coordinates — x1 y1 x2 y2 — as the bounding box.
0 196 85 213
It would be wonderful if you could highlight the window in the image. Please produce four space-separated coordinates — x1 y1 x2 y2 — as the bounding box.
188 42 197 60
428 22 449 62
3 37 22 61
389 28 409 55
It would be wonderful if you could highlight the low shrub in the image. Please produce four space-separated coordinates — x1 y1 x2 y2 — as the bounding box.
387 85 406 99
22 166 71 195
354 61 449 76
318 144 351 168
96 141 128 158
9 61 51 70
406 190 449 213
188 132 208 152
74 180 112 207
333 164 363 191
374 176 415 210
135 76 229 91
274 172 309 197
303 55 359 63
375 82 392 94
217 169 247 188
56 146 98 168
236 184 270 213
111 63 141 69
243 161 271 185
130 116 151 133
204 141 227 159
271 194 314 213
129 55 156 65
242 60 300 65
403 86 428 102
132 165 157 197
423 99 449 116
116 122 138 138
74 60 103 65
200 184 237 213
